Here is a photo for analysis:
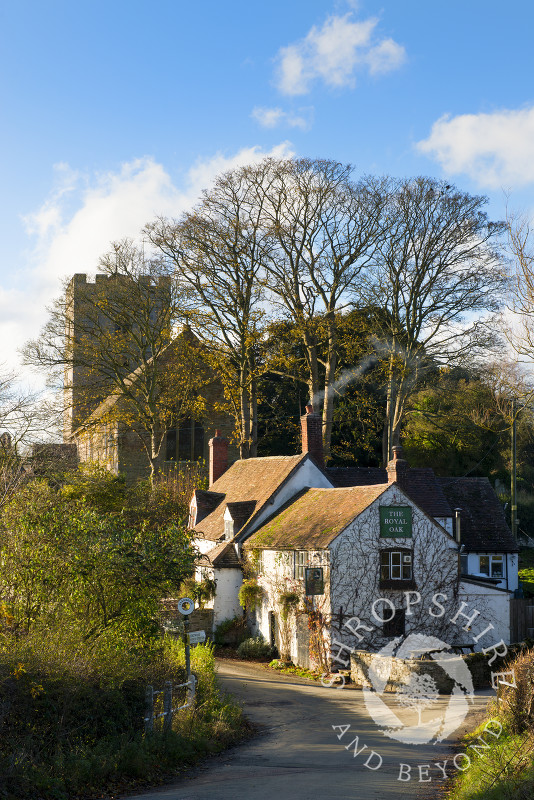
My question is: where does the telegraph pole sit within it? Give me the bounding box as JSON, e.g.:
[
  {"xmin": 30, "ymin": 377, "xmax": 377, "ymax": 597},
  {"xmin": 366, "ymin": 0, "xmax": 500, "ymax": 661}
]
[{"xmin": 511, "ymin": 398, "xmax": 517, "ymax": 541}]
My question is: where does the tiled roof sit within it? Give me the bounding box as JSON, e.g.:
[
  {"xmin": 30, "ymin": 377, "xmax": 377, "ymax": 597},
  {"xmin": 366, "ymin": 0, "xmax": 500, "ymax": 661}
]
[
  {"xmin": 244, "ymin": 484, "xmax": 389, "ymax": 550},
  {"xmin": 193, "ymin": 489, "xmax": 225, "ymax": 524},
  {"xmin": 194, "ymin": 454, "xmax": 308, "ymax": 542},
  {"xmin": 327, "ymin": 466, "xmax": 453, "ymax": 518},
  {"xmin": 226, "ymin": 501, "xmax": 257, "ymax": 529},
  {"xmin": 199, "ymin": 541, "xmax": 241, "ymax": 568},
  {"xmin": 438, "ymin": 477, "xmax": 518, "ymax": 553}
]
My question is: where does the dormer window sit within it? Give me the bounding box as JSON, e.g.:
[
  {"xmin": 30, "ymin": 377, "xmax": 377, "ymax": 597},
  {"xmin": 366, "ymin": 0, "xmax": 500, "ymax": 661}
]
[
  {"xmin": 188, "ymin": 498, "xmax": 197, "ymax": 529},
  {"xmin": 224, "ymin": 518, "xmax": 234, "ymax": 541}
]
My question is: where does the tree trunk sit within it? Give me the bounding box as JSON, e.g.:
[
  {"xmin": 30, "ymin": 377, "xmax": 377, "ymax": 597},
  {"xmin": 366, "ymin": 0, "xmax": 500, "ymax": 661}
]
[
  {"xmin": 302, "ymin": 330, "xmax": 320, "ymax": 407},
  {"xmin": 249, "ymin": 376, "xmax": 258, "ymax": 457},
  {"xmin": 149, "ymin": 428, "xmax": 159, "ymax": 488},
  {"xmin": 383, "ymin": 354, "xmax": 396, "ymax": 465},
  {"xmin": 322, "ymin": 318, "xmax": 337, "ymax": 461},
  {"xmin": 240, "ymin": 367, "xmax": 251, "ymax": 459}
]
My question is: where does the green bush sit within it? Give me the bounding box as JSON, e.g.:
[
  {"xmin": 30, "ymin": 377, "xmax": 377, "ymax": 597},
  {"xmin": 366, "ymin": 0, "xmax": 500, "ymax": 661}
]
[
  {"xmin": 237, "ymin": 636, "xmax": 274, "ymax": 660},
  {"xmin": 0, "ymin": 628, "xmax": 247, "ymax": 800},
  {"xmin": 214, "ymin": 616, "xmax": 249, "ymax": 646}
]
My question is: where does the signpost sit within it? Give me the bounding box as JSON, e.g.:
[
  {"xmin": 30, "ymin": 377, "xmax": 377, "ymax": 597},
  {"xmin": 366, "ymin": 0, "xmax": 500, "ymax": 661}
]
[
  {"xmin": 188, "ymin": 630, "xmax": 206, "ymax": 645},
  {"xmin": 178, "ymin": 597, "xmax": 195, "ymax": 699}
]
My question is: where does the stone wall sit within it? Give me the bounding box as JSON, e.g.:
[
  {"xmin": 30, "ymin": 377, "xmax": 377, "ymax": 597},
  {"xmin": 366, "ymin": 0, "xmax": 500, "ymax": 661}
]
[
  {"xmin": 159, "ymin": 600, "xmax": 214, "ymax": 637},
  {"xmin": 350, "ymin": 649, "xmax": 491, "ymax": 692}
]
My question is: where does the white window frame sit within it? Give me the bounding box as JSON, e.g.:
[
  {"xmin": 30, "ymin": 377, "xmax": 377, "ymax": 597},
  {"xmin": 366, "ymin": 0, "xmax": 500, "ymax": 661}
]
[
  {"xmin": 380, "ymin": 550, "xmax": 412, "ymax": 581},
  {"xmin": 294, "ymin": 550, "xmax": 309, "ymax": 580},
  {"xmin": 479, "ymin": 554, "xmax": 505, "ymax": 579}
]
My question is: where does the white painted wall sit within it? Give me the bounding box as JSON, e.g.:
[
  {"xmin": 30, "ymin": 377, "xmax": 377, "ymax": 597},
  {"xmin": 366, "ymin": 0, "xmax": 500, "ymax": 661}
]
[
  {"xmin": 212, "ymin": 567, "xmax": 243, "ymax": 630},
  {"xmin": 435, "ymin": 516, "xmax": 454, "ymax": 535},
  {"xmin": 193, "ymin": 537, "xmax": 217, "ymax": 555},
  {"xmin": 459, "ymin": 580, "xmax": 512, "ymax": 645},
  {"xmin": 328, "ymin": 484, "xmax": 463, "ymax": 655}
]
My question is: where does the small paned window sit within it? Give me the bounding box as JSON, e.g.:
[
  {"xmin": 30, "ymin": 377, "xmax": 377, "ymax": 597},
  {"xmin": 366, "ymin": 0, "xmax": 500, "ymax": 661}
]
[
  {"xmin": 479, "ymin": 555, "xmax": 504, "ymax": 578},
  {"xmin": 380, "ymin": 550, "xmax": 412, "ymax": 581},
  {"xmin": 224, "ymin": 518, "xmax": 234, "ymax": 541},
  {"xmin": 295, "ymin": 551, "xmax": 309, "ymax": 580},
  {"xmin": 257, "ymin": 551, "xmax": 264, "ymax": 574}
]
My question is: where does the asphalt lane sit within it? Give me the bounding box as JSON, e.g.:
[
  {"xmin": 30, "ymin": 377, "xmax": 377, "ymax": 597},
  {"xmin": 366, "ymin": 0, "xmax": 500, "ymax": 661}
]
[{"xmin": 123, "ymin": 659, "xmax": 492, "ymax": 800}]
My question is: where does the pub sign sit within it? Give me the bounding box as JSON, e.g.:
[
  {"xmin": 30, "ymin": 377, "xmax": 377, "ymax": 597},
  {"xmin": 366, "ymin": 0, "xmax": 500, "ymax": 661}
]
[
  {"xmin": 379, "ymin": 506, "xmax": 412, "ymax": 538},
  {"xmin": 305, "ymin": 567, "xmax": 324, "ymax": 595}
]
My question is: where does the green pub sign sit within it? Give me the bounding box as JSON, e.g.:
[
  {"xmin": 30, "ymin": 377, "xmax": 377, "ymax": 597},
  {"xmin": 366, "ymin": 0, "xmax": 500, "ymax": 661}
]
[{"xmin": 379, "ymin": 506, "xmax": 412, "ymax": 538}]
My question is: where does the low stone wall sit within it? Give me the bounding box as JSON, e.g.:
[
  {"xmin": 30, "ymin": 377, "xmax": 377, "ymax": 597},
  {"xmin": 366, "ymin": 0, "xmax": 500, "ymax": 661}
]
[
  {"xmin": 351, "ymin": 649, "xmax": 491, "ymax": 692},
  {"xmin": 159, "ymin": 600, "xmax": 214, "ymax": 636}
]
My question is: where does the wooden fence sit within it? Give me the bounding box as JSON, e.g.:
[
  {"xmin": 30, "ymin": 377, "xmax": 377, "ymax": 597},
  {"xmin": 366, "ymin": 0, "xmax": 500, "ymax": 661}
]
[
  {"xmin": 144, "ymin": 674, "xmax": 196, "ymax": 733},
  {"xmin": 510, "ymin": 598, "xmax": 534, "ymax": 643}
]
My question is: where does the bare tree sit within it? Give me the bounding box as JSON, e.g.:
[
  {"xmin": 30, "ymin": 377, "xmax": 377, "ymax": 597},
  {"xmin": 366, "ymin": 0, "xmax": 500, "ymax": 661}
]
[
  {"xmin": 0, "ymin": 371, "xmax": 56, "ymax": 509},
  {"xmin": 251, "ymin": 158, "xmax": 388, "ymax": 458},
  {"xmin": 145, "ymin": 163, "xmax": 274, "ymax": 458},
  {"xmin": 506, "ymin": 208, "xmax": 534, "ymax": 362},
  {"xmin": 23, "ymin": 240, "xmax": 210, "ymax": 483},
  {"xmin": 366, "ymin": 177, "xmax": 507, "ymax": 463}
]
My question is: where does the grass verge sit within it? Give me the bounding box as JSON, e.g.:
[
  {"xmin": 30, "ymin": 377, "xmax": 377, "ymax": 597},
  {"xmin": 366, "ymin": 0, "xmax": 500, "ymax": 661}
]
[
  {"xmin": 447, "ymin": 648, "xmax": 534, "ymax": 800},
  {"xmin": 0, "ymin": 628, "xmax": 250, "ymax": 800}
]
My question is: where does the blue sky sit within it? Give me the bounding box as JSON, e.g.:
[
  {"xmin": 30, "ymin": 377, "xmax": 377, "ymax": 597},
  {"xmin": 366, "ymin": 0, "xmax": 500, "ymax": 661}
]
[{"xmin": 1, "ymin": 0, "xmax": 533, "ymax": 380}]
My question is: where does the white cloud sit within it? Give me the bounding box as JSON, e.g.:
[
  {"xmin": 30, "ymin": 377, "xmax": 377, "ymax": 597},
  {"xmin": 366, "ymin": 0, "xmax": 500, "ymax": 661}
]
[
  {"xmin": 417, "ymin": 105, "xmax": 534, "ymax": 188},
  {"xmin": 275, "ymin": 13, "xmax": 405, "ymax": 95},
  {"xmin": 4, "ymin": 143, "xmax": 294, "ymax": 385},
  {"xmin": 251, "ymin": 106, "xmax": 312, "ymax": 130}
]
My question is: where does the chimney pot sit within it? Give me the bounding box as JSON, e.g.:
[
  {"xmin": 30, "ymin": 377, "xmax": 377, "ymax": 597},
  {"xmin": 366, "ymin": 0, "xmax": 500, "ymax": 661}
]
[
  {"xmin": 387, "ymin": 445, "xmax": 408, "ymax": 483},
  {"xmin": 305, "ymin": 404, "xmax": 314, "ymax": 415}
]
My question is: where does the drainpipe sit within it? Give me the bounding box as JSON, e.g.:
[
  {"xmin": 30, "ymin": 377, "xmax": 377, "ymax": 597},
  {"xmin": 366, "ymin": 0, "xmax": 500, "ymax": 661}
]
[{"xmin": 455, "ymin": 508, "xmax": 462, "ymax": 576}]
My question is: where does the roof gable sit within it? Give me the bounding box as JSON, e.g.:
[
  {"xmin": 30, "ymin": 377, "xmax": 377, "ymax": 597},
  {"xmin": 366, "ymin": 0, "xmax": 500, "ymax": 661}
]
[
  {"xmin": 327, "ymin": 466, "xmax": 452, "ymax": 518},
  {"xmin": 194, "ymin": 453, "xmax": 312, "ymax": 541},
  {"xmin": 199, "ymin": 541, "xmax": 241, "ymax": 568},
  {"xmin": 244, "ymin": 484, "xmax": 390, "ymax": 550}
]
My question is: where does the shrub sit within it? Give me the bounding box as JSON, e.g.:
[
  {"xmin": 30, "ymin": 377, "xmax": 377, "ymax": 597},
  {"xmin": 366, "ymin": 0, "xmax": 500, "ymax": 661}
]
[
  {"xmin": 0, "ymin": 627, "xmax": 246, "ymax": 799},
  {"xmin": 214, "ymin": 616, "xmax": 249, "ymax": 646},
  {"xmin": 238, "ymin": 579, "xmax": 263, "ymax": 611},
  {"xmin": 237, "ymin": 636, "xmax": 274, "ymax": 660}
]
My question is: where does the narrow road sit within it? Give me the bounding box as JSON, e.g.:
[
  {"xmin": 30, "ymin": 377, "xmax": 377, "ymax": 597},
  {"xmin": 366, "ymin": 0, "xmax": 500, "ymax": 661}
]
[{"xmin": 124, "ymin": 659, "xmax": 492, "ymax": 800}]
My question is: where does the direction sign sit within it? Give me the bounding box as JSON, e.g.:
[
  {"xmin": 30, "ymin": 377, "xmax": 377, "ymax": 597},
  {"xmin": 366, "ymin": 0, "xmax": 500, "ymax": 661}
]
[
  {"xmin": 177, "ymin": 597, "xmax": 194, "ymax": 615},
  {"xmin": 188, "ymin": 630, "xmax": 206, "ymax": 645}
]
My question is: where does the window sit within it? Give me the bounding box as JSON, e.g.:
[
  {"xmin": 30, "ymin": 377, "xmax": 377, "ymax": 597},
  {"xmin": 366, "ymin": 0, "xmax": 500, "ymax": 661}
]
[
  {"xmin": 383, "ymin": 608, "xmax": 406, "ymax": 638},
  {"xmin": 257, "ymin": 550, "xmax": 264, "ymax": 575},
  {"xmin": 379, "ymin": 549, "xmax": 414, "ymax": 589},
  {"xmin": 381, "ymin": 550, "xmax": 412, "ymax": 581},
  {"xmin": 295, "ymin": 551, "xmax": 309, "ymax": 580},
  {"xmin": 460, "ymin": 554, "xmax": 469, "ymax": 575},
  {"xmin": 479, "ymin": 555, "xmax": 504, "ymax": 579},
  {"xmin": 165, "ymin": 416, "xmax": 204, "ymax": 462}
]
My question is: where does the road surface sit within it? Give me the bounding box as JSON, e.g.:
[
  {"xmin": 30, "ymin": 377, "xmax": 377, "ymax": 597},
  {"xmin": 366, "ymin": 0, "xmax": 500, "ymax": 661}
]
[{"xmin": 124, "ymin": 658, "xmax": 491, "ymax": 800}]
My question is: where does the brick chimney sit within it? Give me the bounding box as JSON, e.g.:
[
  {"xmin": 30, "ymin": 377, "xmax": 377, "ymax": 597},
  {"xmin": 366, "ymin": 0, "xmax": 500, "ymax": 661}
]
[
  {"xmin": 209, "ymin": 430, "xmax": 229, "ymax": 486},
  {"xmin": 387, "ymin": 445, "xmax": 409, "ymax": 483},
  {"xmin": 301, "ymin": 404, "xmax": 324, "ymax": 468}
]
